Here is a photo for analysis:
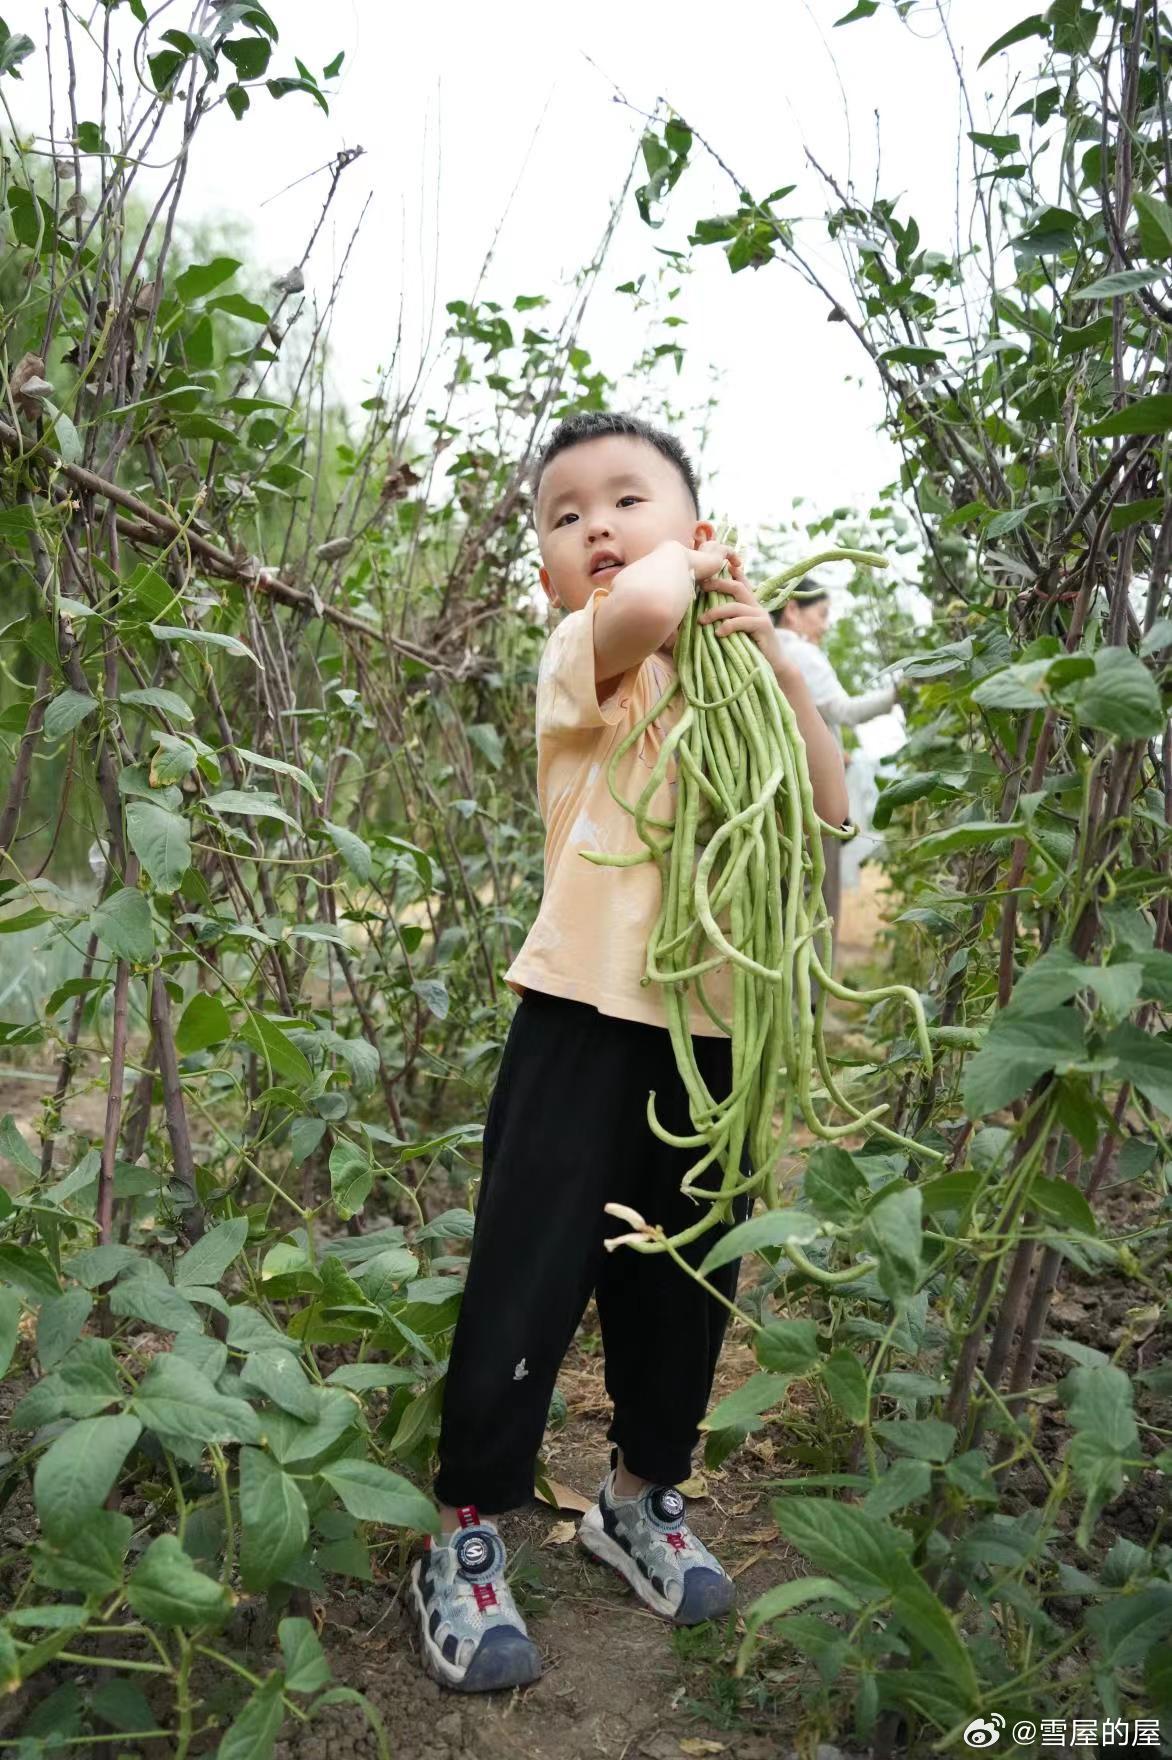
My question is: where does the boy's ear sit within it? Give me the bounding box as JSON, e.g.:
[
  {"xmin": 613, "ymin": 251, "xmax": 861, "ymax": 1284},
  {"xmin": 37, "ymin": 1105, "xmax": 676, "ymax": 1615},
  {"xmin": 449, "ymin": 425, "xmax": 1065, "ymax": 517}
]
[
  {"xmin": 692, "ymin": 520, "xmax": 715, "ymax": 548},
  {"xmin": 539, "ymin": 565, "xmax": 559, "ymax": 607}
]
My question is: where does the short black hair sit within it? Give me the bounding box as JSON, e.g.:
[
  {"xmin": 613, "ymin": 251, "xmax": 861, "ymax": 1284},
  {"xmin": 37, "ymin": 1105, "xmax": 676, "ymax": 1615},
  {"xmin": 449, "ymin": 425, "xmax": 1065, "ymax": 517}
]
[{"xmin": 532, "ymin": 411, "xmax": 701, "ymax": 520}]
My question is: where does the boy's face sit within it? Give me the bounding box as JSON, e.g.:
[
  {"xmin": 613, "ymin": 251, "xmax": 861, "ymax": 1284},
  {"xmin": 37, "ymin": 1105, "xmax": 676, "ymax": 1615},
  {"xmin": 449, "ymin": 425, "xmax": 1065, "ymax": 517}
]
[{"xmin": 534, "ymin": 434, "xmax": 712, "ymax": 615}]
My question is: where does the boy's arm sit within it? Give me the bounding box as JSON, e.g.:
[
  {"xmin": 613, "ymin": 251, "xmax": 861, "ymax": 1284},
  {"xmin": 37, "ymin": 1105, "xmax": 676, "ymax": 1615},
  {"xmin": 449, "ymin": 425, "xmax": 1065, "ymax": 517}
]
[{"xmin": 594, "ymin": 539, "xmax": 737, "ymax": 692}]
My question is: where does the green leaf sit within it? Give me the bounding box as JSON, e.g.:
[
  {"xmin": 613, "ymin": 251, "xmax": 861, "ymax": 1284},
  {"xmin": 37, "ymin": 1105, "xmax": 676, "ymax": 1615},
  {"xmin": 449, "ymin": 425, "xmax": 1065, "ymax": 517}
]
[
  {"xmin": 871, "ymin": 1418, "xmax": 956, "ymax": 1463},
  {"xmin": 0, "ymin": 23, "xmax": 36, "ymax": 76},
  {"xmin": 1027, "ymin": 1174, "xmax": 1096, "ymax": 1233},
  {"xmin": 823, "ymin": 1349, "xmax": 870, "ymax": 1423},
  {"xmin": 266, "ymin": 74, "xmax": 329, "ymax": 112},
  {"xmin": 126, "ymin": 799, "xmax": 191, "ymax": 894},
  {"xmin": 89, "ymin": 887, "xmax": 154, "ymax": 964},
  {"xmin": 236, "ymin": 1013, "xmax": 313, "ymax": 1086},
  {"xmin": 834, "ymin": 0, "xmax": 878, "ymax": 20},
  {"xmin": 128, "ymin": 1534, "xmax": 233, "ymax": 1630},
  {"xmin": 207, "ymin": 291, "xmax": 271, "ymax": 322},
  {"xmin": 326, "ymin": 1363, "xmax": 420, "ymax": 1392},
  {"xmin": 412, "ymin": 977, "xmax": 450, "ymax": 1022},
  {"xmin": 979, "ymin": 14, "xmax": 1047, "ymax": 65},
  {"xmin": 1135, "ymin": 192, "xmax": 1172, "ymax": 261},
  {"xmin": 329, "ymin": 1140, "xmax": 372, "ymax": 1219},
  {"xmin": 263, "ymin": 1387, "xmax": 360, "ymax": 1468},
  {"xmin": 0, "ymin": 1111, "xmax": 40, "ymax": 1177},
  {"xmin": 774, "ymin": 1499, "xmax": 977, "ymax": 1697},
  {"xmin": 51, "ymin": 409, "xmax": 83, "ymax": 465},
  {"xmin": 1087, "ymin": 393, "xmax": 1172, "ymax": 437},
  {"xmin": 119, "ymin": 686, "xmax": 195, "ymax": 722},
  {"xmin": 109, "ymin": 1274, "xmax": 203, "ymax": 1334},
  {"xmin": 1088, "ymin": 1586, "xmax": 1172, "ymax": 1669},
  {"xmin": 1065, "ymin": 647, "xmax": 1165, "ymax": 740},
  {"xmin": 318, "ymin": 1458, "xmax": 439, "ymax": 1533},
  {"xmin": 149, "ymin": 732, "xmax": 197, "ymax": 785},
  {"xmin": 176, "ymin": 257, "xmax": 241, "ymax": 301},
  {"xmin": 968, "ymin": 130, "xmax": 1021, "ymax": 159},
  {"xmin": 863, "ymin": 1459, "xmax": 933, "ymax": 1520},
  {"xmin": 737, "ymin": 1576, "xmax": 861, "ymax": 1671},
  {"xmin": 0, "ymin": 1286, "xmax": 21, "ymax": 1377},
  {"xmin": 204, "ymin": 788, "xmax": 299, "ymax": 830},
  {"xmin": 755, "ymin": 1320, "xmax": 820, "ymax": 1376},
  {"xmin": 239, "ymin": 1447, "xmax": 310, "ymax": 1589},
  {"xmin": 32, "ymin": 1508, "xmax": 132, "ymax": 1596},
  {"xmin": 221, "ymin": 34, "xmax": 271, "ymax": 78},
  {"xmin": 174, "ymin": 1217, "xmax": 249, "ymax": 1287},
  {"xmin": 773, "ymin": 1496, "xmax": 910, "ymax": 1595},
  {"xmin": 43, "ymin": 690, "xmax": 98, "ymax": 741},
  {"xmin": 279, "ymin": 1617, "xmax": 332, "ymax": 1693},
  {"xmin": 34, "ymin": 1414, "xmax": 142, "ymax": 1541},
  {"xmin": 962, "ymin": 1008, "xmax": 1086, "ymax": 1116},
  {"xmin": 321, "ymin": 819, "xmax": 372, "ymax": 881},
  {"xmin": 176, "ymin": 991, "xmax": 232, "ymax": 1053},
  {"xmin": 700, "ymin": 1372, "xmax": 791, "ymax": 1431},
  {"xmin": 698, "ymin": 1209, "xmax": 819, "ymax": 1275},
  {"xmin": 1075, "ymin": 268, "xmax": 1160, "ymax": 301},
  {"xmin": 467, "ymin": 723, "xmax": 505, "ymax": 769},
  {"xmin": 914, "ymin": 820, "xmax": 1018, "ymax": 860},
  {"xmin": 131, "ymin": 1352, "xmax": 261, "ymax": 1448},
  {"xmin": 66, "ymin": 1243, "xmax": 141, "ymax": 1289},
  {"xmin": 235, "ymin": 746, "xmax": 319, "ymax": 798},
  {"xmin": 862, "ymin": 1185, "xmax": 922, "ymax": 1305},
  {"xmin": 240, "ymin": 1349, "xmax": 318, "ymax": 1421},
  {"xmin": 0, "ymin": 1242, "xmax": 59, "ymax": 1300},
  {"xmin": 1103, "ymin": 1023, "xmax": 1172, "ymax": 1115},
  {"xmin": 803, "ymin": 1147, "xmax": 867, "ymax": 1223},
  {"xmin": 880, "ymin": 345, "xmax": 946, "ymax": 365},
  {"xmin": 1062, "ymin": 1365, "xmax": 1141, "ymax": 1544},
  {"xmin": 90, "ymin": 1678, "xmax": 155, "ymax": 1734},
  {"xmin": 149, "ymin": 623, "xmax": 262, "ymax": 665},
  {"xmin": 1003, "ymin": 944, "xmax": 1094, "ymax": 1017},
  {"xmin": 33, "ymin": 1289, "xmax": 89, "ymax": 1370}
]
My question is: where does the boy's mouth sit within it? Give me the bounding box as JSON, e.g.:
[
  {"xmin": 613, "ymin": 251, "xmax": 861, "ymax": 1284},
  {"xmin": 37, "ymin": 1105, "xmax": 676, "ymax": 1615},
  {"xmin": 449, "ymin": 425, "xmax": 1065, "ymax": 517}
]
[{"xmin": 589, "ymin": 551, "xmax": 624, "ymax": 580}]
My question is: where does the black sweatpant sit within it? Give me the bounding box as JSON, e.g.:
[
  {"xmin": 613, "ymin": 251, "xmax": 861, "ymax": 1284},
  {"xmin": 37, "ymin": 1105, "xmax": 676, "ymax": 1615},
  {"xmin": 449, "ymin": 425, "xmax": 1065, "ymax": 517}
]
[{"xmin": 434, "ymin": 989, "xmax": 750, "ymax": 1513}]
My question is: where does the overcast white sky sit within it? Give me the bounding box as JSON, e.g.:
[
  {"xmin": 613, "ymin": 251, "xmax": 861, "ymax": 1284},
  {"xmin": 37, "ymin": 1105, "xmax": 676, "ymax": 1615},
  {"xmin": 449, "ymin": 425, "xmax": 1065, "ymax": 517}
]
[{"xmin": 13, "ymin": 0, "xmax": 1038, "ymax": 750}]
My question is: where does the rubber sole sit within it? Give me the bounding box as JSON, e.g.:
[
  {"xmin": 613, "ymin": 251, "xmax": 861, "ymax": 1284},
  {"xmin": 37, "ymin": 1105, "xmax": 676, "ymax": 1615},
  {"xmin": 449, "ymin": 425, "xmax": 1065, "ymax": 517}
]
[
  {"xmin": 577, "ymin": 1525, "xmax": 678, "ymax": 1619},
  {"xmin": 409, "ymin": 1561, "xmax": 542, "ymax": 1693},
  {"xmin": 578, "ymin": 1521, "xmax": 737, "ymax": 1626}
]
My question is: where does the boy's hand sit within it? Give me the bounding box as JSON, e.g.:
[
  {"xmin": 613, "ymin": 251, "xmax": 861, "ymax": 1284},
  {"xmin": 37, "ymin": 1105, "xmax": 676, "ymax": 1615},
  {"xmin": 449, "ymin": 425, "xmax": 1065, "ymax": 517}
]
[
  {"xmin": 696, "ymin": 559, "xmax": 788, "ymax": 678},
  {"xmin": 685, "ymin": 539, "xmax": 743, "ymax": 584}
]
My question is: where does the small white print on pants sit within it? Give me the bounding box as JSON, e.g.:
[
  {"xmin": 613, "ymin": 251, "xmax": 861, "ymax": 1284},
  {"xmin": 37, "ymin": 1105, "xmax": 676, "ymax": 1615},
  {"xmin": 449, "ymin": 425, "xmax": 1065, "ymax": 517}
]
[{"xmin": 513, "ymin": 1358, "xmax": 528, "ymax": 1381}]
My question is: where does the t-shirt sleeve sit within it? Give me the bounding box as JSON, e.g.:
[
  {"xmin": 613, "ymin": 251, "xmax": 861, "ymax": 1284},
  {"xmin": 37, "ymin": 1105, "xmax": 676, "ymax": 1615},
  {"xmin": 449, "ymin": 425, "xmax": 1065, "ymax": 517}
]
[{"xmin": 537, "ymin": 587, "xmax": 642, "ymax": 735}]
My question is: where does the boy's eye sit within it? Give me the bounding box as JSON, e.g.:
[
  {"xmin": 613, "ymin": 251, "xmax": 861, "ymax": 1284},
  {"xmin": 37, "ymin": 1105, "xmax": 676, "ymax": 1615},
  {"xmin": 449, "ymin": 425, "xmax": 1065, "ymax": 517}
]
[{"xmin": 554, "ymin": 495, "xmax": 640, "ymax": 528}]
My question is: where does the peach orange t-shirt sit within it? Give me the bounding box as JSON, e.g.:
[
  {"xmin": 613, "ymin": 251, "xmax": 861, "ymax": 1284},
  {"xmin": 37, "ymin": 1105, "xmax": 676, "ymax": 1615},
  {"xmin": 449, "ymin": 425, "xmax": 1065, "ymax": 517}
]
[{"xmin": 504, "ymin": 586, "xmax": 733, "ymax": 1038}]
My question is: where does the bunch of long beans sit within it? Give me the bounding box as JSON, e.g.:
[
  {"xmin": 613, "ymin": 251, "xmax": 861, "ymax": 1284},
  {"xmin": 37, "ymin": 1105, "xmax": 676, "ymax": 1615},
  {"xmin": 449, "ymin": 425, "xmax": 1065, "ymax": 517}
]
[{"xmin": 585, "ymin": 544, "xmax": 939, "ymax": 1256}]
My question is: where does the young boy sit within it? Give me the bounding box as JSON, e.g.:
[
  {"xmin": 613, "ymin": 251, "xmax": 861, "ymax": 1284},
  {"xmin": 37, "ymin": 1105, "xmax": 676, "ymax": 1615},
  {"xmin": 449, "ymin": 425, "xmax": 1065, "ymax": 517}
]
[{"xmin": 411, "ymin": 412, "xmax": 849, "ymax": 1693}]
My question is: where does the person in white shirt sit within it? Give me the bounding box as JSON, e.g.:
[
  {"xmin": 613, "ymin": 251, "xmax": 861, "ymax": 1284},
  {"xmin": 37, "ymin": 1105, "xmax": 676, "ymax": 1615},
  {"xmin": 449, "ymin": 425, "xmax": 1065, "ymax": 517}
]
[{"xmin": 772, "ymin": 581, "xmax": 903, "ymax": 975}]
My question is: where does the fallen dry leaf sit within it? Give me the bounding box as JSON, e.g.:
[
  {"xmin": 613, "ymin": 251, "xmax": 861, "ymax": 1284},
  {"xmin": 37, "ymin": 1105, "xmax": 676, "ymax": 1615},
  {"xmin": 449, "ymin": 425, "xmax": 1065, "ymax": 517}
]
[
  {"xmin": 534, "ymin": 1476, "xmax": 594, "ymax": 1515},
  {"xmin": 675, "ymin": 1474, "xmax": 708, "ymax": 1500},
  {"xmin": 542, "ymin": 1520, "xmax": 578, "ymax": 1547},
  {"xmin": 679, "ymin": 1741, "xmax": 726, "ymax": 1756}
]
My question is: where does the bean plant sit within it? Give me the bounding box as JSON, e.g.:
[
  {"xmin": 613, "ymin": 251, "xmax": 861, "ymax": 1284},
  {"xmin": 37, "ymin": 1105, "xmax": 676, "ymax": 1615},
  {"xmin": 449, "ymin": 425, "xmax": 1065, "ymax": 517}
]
[{"xmin": 0, "ymin": 1, "xmax": 1169, "ymax": 1755}]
